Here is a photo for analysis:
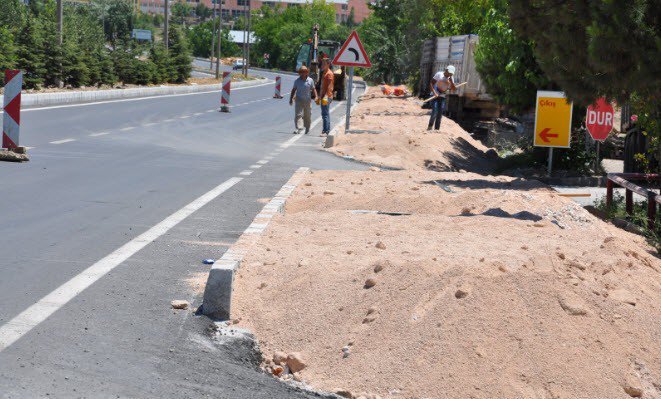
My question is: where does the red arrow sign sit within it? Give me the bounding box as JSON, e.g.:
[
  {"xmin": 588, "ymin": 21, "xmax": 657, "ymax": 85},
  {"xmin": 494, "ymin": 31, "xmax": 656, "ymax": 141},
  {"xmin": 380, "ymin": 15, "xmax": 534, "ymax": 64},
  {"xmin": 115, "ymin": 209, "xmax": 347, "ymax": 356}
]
[{"xmin": 539, "ymin": 128, "xmax": 558, "ymax": 143}]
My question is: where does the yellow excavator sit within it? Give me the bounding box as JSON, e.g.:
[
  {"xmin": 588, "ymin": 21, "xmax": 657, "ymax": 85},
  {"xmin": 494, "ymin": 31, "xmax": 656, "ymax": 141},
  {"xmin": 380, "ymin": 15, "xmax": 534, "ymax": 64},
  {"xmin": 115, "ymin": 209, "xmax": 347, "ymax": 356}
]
[{"xmin": 294, "ymin": 24, "xmax": 347, "ymax": 101}]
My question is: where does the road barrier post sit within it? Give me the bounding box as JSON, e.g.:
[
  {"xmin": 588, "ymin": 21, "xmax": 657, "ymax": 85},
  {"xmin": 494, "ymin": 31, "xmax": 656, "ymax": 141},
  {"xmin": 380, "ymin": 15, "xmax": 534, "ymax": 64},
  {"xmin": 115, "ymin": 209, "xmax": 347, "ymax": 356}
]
[
  {"xmin": 273, "ymin": 76, "xmax": 283, "ymax": 99},
  {"xmin": 220, "ymin": 72, "xmax": 231, "ymax": 113},
  {"xmin": 2, "ymin": 70, "xmax": 22, "ymax": 150}
]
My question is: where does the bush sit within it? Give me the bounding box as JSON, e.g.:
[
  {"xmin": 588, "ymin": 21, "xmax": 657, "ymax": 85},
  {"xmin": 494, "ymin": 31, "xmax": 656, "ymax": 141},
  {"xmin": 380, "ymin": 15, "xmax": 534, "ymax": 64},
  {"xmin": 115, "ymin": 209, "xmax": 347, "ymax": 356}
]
[{"xmin": 168, "ymin": 26, "xmax": 192, "ymax": 83}]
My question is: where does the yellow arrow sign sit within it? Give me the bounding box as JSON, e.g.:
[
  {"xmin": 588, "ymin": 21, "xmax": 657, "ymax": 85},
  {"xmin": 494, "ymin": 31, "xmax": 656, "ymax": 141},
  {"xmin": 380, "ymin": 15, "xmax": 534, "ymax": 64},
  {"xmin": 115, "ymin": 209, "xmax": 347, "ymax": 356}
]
[{"xmin": 533, "ymin": 91, "xmax": 573, "ymax": 148}]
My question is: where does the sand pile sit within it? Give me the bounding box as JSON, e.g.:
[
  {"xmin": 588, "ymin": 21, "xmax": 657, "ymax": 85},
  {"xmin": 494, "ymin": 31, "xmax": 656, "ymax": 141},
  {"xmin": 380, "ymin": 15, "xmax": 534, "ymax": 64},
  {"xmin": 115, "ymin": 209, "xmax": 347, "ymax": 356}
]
[
  {"xmin": 329, "ymin": 87, "xmax": 497, "ymax": 173},
  {"xmin": 232, "ymin": 169, "xmax": 660, "ymax": 399}
]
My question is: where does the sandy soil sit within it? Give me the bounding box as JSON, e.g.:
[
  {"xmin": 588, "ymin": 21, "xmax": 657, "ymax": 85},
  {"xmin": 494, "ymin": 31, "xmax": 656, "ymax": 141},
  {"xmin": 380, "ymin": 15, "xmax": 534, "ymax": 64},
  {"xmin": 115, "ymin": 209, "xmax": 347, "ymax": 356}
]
[
  {"xmin": 232, "ymin": 169, "xmax": 660, "ymax": 399},
  {"xmin": 329, "ymin": 87, "xmax": 497, "ymax": 174}
]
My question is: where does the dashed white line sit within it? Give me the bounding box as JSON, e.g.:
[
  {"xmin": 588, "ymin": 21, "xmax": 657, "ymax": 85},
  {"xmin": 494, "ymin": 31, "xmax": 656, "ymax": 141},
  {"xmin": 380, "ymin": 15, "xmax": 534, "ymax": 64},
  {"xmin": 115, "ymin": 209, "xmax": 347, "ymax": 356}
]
[
  {"xmin": 89, "ymin": 132, "xmax": 110, "ymax": 137},
  {"xmin": 257, "ymin": 160, "xmax": 269, "ymax": 165},
  {"xmin": 239, "ymin": 170, "xmax": 253, "ymax": 176},
  {"xmin": 0, "ymin": 177, "xmax": 243, "ymax": 353},
  {"xmin": 142, "ymin": 122, "xmax": 157, "ymax": 127},
  {"xmin": 206, "ymin": 110, "xmax": 215, "ymax": 113},
  {"xmin": 193, "ymin": 112, "xmax": 203, "ymax": 116},
  {"xmin": 249, "ymin": 164, "xmax": 262, "ymax": 169},
  {"xmin": 120, "ymin": 127, "xmax": 135, "ymax": 132},
  {"xmin": 179, "ymin": 115, "xmax": 190, "ymax": 119},
  {"xmin": 50, "ymin": 138, "xmax": 76, "ymax": 144},
  {"xmin": 264, "ymin": 156, "xmax": 274, "ymax": 160},
  {"xmin": 163, "ymin": 119, "xmax": 175, "ymax": 122}
]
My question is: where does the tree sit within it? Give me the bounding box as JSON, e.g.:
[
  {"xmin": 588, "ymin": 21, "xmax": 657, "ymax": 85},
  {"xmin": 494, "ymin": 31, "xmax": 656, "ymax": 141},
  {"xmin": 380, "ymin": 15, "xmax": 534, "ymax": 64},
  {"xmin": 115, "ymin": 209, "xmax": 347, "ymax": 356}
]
[
  {"xmin": 344, "ymin": 7, "xmax": 355, "ymax": 29},
  {"xmin": 187, "ymin": 18, "xmax": 240, "ymax": 58},
  {"xmin": 474, "ymin": 2, "xmax": 549, "ymax": 113},
  {"xmin": 15, "ymin": 14, "xmax": 46, "ymax": 89},
  {"xmin": 171, "ymin": 1, "xmax": 192, "ymax": 26},
  {"xmin": 0, "ymin": 27, "xmax": 17, "ymax": 79},
  {"xmin": 508, "ymin": 0, "xmax": 659, "ymax": 107},
  {"xmin": 195, "ymin": 3, "xmax": 211, "ymax": 22},
  {"xmin": 167, "ymin": 25, "xmax": 192, "ymax": 83},
  {"xmin": 149, "ymin": 43, "xmax": 171, "ymax": 83},
  {"xmin": 104, "ymin": 0, "xmax": 133, "ymax": 46}
]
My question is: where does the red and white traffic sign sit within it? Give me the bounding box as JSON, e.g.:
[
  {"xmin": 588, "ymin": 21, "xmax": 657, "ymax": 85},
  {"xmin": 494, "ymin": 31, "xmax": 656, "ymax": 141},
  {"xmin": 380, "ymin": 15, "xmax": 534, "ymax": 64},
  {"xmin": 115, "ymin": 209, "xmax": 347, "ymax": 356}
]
[
  {"xmin": 586, "ymin": 97, "xmax": 614, "ymax": 141},
  {"xmin": 332, "ymin": 31, "xmax": 371, "ymax": 68},
  {"xmin": 2, "ymin": 70, "xmax": 22, "ymax": 149}
]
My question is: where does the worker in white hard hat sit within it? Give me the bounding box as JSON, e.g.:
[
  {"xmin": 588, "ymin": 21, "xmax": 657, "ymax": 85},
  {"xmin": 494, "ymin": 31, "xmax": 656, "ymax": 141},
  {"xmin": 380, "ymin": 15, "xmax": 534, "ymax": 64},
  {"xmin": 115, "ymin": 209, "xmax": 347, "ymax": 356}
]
[{"xmin": 427, "ymin": 65, "xmax": 457, "ymax": 130}]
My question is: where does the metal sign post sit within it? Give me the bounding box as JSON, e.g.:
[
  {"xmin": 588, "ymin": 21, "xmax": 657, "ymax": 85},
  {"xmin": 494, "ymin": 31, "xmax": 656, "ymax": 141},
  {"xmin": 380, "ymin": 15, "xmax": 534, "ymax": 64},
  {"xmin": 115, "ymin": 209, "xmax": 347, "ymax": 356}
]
[
  {"xmin": 547, "ymin": 148, "xmax": 553, "ymax": 176},
  {"xmin": 345, "ymin": 67, "xmax": 354, "ymax": 131}
]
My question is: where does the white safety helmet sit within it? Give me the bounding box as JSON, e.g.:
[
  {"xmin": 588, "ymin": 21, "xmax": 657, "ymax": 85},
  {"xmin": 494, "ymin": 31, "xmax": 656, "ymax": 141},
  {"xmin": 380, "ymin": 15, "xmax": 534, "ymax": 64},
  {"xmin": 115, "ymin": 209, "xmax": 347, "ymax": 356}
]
[{"xmin": 445, "ymin": 65, "xmax": 456, "ymax": 75}]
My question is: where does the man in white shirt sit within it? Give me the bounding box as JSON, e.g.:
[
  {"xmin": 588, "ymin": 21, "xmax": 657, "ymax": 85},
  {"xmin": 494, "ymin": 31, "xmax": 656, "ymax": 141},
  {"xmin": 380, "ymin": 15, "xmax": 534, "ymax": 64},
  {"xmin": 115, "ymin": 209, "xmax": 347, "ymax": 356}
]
[
  {"xmin": 427, "ymin": 65, "xmax": 457, "ymax": 130},
  {"xmin": 290, "ymin": 66, "xmax": 318, "ymax": 134}
]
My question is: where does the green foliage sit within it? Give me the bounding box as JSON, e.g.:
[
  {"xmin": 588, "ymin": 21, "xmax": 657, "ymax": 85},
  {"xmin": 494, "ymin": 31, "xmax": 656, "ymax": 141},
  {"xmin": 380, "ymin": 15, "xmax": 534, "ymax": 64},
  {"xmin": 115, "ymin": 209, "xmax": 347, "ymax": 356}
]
[
  {"xmin": 0, "ymin": 27, "xmax": 17, "ymax": 78},
  {"xmin": 171, "ymin": 2, "xmax": 192, "ymax": 26},
  {"xmin": 595, "ymin": 192, "xmax": 660, "ymax": 253},
  {"xmin": 103, "ymin": 0, "xmax": 133, "ymax": 46},
  {"xmin": 474, "ymin": 3, "xmax": 549, "ymax": 113},
  {"xmin": 508, "ymin": 0, "xmax": 659, "ymax": 107},
  {"xmin": 252, "ymin": 1, "xmax": 350, "ymax": 71},
  {"xmin": 0, "ymin": 0, "xmax": 23, "ymax": 28},
  {"xmin": 167, "ymin": 25, "xmax": 192, "ymax": 83},
  {"xmin": 15, "ymin": 14, "xmax": 46, "ymax": 89},
  {"xmin": 149, "ymin": 43, "xmax": 171, "ymax": 83},
  {"xmin": 187, "ymin": 18, "xmax": 240, "ymax": 58},
  {"xmin": 195, "ymin": 3, "xmax": 212, "ymax": 22}
]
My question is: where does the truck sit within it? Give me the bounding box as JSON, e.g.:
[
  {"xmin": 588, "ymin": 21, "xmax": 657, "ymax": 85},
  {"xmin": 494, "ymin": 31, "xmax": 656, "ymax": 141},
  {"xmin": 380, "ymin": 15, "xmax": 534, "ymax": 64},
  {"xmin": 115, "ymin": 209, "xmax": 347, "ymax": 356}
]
[
  {"xmin": 419, "ymin": 34, "xmax": 499, "ymax": 119},
  {"xmin": 294, "ymin": 25, "xmax": 347, "ymax": 101}
]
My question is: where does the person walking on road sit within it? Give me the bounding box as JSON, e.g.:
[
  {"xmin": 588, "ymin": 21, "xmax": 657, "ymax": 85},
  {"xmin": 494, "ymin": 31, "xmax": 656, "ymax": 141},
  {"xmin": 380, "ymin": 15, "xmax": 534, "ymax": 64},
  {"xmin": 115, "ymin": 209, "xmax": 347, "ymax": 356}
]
[
  {"xmin": 290, "ymin": 66, "xmax": 318, "ymax": 135},
  {"xmin": 428, "ymin": 65, "xmax": 457, "ymax": 130},
  {"xmin": 319, "ymin": 58, "xmax": 335, "ymax": 135}
]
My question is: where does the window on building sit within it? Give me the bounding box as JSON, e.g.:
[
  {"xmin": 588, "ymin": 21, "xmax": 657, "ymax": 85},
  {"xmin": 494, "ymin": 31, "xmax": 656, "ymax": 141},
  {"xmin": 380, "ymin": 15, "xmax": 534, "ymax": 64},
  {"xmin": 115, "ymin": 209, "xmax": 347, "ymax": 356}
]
[{"xmin": 237, "ymin": 0, "xmax": 250, "ymax": 6}]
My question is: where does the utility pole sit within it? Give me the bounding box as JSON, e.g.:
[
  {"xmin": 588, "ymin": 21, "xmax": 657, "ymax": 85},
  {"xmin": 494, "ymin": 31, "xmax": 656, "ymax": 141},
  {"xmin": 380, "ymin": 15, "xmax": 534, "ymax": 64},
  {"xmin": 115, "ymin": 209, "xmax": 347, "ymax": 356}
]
[
  {"xmin": 245, "ymin": 0, "xmax": 251, "ymax": 77},
  {"xmin": 164, "ymin": 0, "xmax": 169, "ymax": 49},
  {"xmin": 216, "ymin": 0, "xmax": 222, "ymax": 79},
  {"xmin": 210, "ymin": 1, "xmax": 216, "ymax": 71},
  {"xmin": 242, "ymin": 1, "xmax": 247, "ymax": 77},
  {"xmin": 56, "ymin": 0, "xmax": 63, "ymax": 45}
]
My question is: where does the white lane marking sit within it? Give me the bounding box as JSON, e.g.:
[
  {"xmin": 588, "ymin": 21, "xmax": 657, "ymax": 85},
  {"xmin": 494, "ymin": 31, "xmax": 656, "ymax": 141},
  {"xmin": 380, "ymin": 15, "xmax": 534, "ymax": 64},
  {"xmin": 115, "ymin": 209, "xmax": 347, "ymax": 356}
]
[
  {"xmin": 239, "ymin": 170, "xmax": 253, "ymax": 176},
  {"xmin": 163, "ymin": 119, "xmax": 175, "ymax": 123},
  {"xmin": 89, "ymin": 132, "xmax": 109, "ymax": 137},
  {"xmin": 50, "ymin": 138, "xmax": 76, "ymax": 144},
  {"xmin": 264, "ymin": 156, "xmax": 274, "ymax": 160},
  {"xmin": 257, "ymin": 160, "xmax": 268, "ymax": 165},
  {"xmin": 142, "ymin": 122, "xmax": 157, "ymax": 127},
  {"xmin": 249, "ymin": 164, "xmax": 262, "ymax": 169},
  {"xmin": 206, "ymin": 110, "xmax": 215, "ymax": 113},
  {"xmin": 179, "ymin": 115, "xmax": 190, "ymax": 119},
  {"xmin": 119, "ymin": 127, "xmax": 135, "ymax": 132},
  {"xmin": 12, "ymin": 82, "xmax": 274, "ymax": 113},
  {"xmin": 193, "ymin": 112, "xmax": 203, "ymax": 116},
  {"xmin": 0, "ymin": 177, "xmax": 243, "ymax": 353},
  {"xmin": 25, "ymin": 146, "xmax": 35, "ymax": 150}
]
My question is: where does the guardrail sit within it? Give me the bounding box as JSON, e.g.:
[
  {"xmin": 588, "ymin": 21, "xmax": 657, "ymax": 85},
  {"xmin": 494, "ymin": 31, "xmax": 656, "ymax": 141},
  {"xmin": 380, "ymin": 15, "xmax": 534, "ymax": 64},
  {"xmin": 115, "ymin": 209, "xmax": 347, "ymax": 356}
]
[{"xmin": 606, "ymin": 173, "xmax": 660, "ymax": 230}]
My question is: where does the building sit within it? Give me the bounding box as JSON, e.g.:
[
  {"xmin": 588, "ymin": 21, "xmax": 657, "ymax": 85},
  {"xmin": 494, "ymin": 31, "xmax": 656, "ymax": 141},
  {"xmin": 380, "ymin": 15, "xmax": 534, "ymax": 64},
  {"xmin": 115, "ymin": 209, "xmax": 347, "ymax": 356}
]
[{"xmin": 140, "ymin": 0, "xmax": 372, "ymax": 24}]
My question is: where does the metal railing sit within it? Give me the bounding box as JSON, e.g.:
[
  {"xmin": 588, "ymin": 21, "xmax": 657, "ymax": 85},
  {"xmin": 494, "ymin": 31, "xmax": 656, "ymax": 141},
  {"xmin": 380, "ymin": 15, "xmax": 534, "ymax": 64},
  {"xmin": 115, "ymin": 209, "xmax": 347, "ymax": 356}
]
[{"xmin": 606, "ymin": 173, "xmax": 660, "ymax": 230}]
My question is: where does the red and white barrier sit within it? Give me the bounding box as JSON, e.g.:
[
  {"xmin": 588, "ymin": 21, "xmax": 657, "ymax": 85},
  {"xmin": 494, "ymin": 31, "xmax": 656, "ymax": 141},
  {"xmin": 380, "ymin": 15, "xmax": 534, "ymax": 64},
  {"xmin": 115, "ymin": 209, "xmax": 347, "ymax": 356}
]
[
  {"xmin": 2, "ymin": 70, "xmax": 22, "ymax": 149},
  {"xmin": 274, "ymin": 76, "xmax": 283, "ymax": 99},
  {"xmin": 220, "ymin": 72, "xmax": 231, "ymax": 113}
]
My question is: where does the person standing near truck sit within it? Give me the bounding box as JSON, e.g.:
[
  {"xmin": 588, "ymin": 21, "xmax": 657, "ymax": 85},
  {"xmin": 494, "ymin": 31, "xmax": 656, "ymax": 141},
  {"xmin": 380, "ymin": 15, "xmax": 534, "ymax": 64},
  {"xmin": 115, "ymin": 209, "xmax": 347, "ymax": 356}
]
[
  {"xmin": 319, "ymin": 58, "xmax": 335, "ymax": 135},
  {"xmin": 428, "ymin": 65, "xmax": 457, "ymax": 130},
  {"xmin": 290, "ymin": 65, "xmax": 318, "ymax": 135}
]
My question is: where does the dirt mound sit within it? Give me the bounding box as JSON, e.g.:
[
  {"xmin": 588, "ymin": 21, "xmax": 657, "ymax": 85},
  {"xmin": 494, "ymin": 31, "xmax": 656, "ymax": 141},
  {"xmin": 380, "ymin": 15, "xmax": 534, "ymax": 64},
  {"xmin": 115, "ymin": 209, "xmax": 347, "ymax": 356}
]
[
  {"xmin": 232, "ymin": 169, "xmax": 660, "ymax": 399},
  {"xmin": 329, "ymin": 87, "xmax": 497, "ymax": 174}
]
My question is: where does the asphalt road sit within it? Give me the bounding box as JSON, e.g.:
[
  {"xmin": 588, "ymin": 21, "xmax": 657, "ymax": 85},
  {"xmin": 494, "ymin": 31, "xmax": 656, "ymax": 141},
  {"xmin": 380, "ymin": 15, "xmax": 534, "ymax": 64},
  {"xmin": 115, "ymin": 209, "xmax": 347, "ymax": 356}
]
[{"xmin": 0, "ymin": 69, "xmax": 365, "ymax": 398}]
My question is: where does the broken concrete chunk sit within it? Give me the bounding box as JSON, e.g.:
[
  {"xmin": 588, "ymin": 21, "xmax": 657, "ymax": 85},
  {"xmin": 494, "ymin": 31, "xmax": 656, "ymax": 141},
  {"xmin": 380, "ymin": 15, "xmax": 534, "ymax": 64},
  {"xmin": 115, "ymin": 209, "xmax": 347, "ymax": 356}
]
[
  {"xmin": 364, "ymin": 278, "xmax": 377, "ymax": 289},
  {"xmin": 286, "ymin": 352, "xmax": 306, "ymax": 373},
  {"xmin": 375, "ymin": 241, "xmax": 386, "ymax": 250},
  {"xmin": 455, "ymin": 287, "xmax": 470, "ymax": 299},
  {"xmin": 273, "ymin": 351, "xmax": 287, "ymax": 366},
  {"xmin": 558, "ymin": 293, "xmax": 589, "ymax": 316},
  {"xmin": 171, "ymin": 300, "xmax": 189, "ymax": 310}
]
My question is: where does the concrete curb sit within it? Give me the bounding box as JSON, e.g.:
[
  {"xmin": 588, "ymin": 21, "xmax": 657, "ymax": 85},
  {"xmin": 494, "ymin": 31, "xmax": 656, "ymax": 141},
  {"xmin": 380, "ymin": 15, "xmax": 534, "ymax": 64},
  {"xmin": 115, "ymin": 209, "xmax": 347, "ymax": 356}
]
[
  {"xmin": 538, "ymin": 175, "xmax": 607, "ymax": 187},
  {"xmin": 201, "ymin": 167, "xmax": 309, "ymax": 320},
  {"xmin": 1, "ymin": 78, "xmax": 269, "ymax": 109}
]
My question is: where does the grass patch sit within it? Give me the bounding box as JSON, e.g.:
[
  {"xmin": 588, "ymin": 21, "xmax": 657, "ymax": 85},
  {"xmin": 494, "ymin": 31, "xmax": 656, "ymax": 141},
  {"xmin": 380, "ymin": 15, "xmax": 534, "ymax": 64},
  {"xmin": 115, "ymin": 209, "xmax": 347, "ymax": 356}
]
[{"xmin": 594, "ymin": 192, "xmax": 660, "ymax": 253}]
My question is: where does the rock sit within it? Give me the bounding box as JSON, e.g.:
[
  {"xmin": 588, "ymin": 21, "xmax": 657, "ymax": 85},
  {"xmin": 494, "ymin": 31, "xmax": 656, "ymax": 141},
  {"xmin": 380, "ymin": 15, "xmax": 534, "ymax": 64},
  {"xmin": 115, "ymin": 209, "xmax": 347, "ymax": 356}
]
[
  {"xmin": 342, "ymin": 346, "xmax": 351, "ymax": 358},
  {"xmin": 298, "ymin": 259, "xmax": 310, "ymax": 268},
  {"xmin": 286, "ymin": 352, "xmax": 306, "ymax": 373},
  {"xmin": 461, "ymin": 207, "xmax": 473, "ymax": 215},
  {"xmin": 557, "ymin": 252, "xmax": 566, "ymax": 260},
  {"xmin": 335, "ymin": 389, "xmax": 353, "ymax": 398},
  {"xmin": 272, "ymin": 365, "xmax": 285, "ymax": 377},
  {"xmin": 363, "ymin": 315, "xmax": 377, "ymax": 324},
  {"xmin": 304, "ymin": 182, "xmax": 312, "ymax": 186},
  {"xmin": 375, "ymin": 241, "xmax": 386, "ymax": 250},
  {"xmin": 558, "ymin": 293, "xmax": 589, "ymax": 316},
  {"xmin": 454, "ymin": 288, "xmax": 470, "ymax": 299},
  {"xmin": 367, "ymin": 307, "xmax": 378, "ymax": 315},
  {"xmin": 568, "ymin": 260, "xmax": 586, "ymax": 271},
  {"xmin": 611, "ymin": 288, "xmax": 637, "ymax": 306},
  {"xmin": 324, "ymin": 190, "xmax": 335, "ymax": 195},
  {"xmin": 368, "ymin": 166, "xmax": 380, "ymax": 172},
  {"xmin": 373, "ymin": 262, "xmax": 385, "ymax": 273},
  {"xmin": 171, "ymin": 300, "xmax": 189, "ymax": 310},
  {"xmin": 293, "ymin": 372, "xmax": 303, "ymax": 382},
  {"xmin": 623, "ymin": 375, "xmax": 643, "ymax": 397},
  {"xmin": 364, "ymin": 278, "xmax": 377, "ymax": 289},
  {"xmin": 259, "ymin": 282, "xmax": 268, "ymax": 289},
  {"xmin": 273, "ymin": 351, "xmax": 288, "ymax": 365}
]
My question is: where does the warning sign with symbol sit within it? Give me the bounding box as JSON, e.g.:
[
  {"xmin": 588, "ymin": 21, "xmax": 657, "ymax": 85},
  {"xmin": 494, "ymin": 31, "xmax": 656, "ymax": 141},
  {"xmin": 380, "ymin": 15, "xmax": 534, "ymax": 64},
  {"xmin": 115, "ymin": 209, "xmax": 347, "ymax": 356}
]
[
  {"xmin": 332, "ymin": 31, "xmax": 372, "ymax": 68},
  {"xmin": 533, "ymin": 91, "xmax": 573, "ymax": 148}
]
